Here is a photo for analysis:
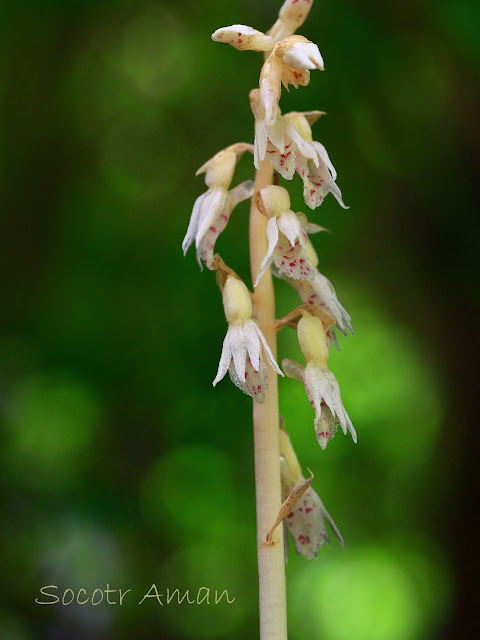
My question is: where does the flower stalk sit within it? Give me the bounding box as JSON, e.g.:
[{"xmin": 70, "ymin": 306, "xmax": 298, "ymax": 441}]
[{"xmin": 250, "ymin": 158, "xmax": 288, "ymax": 640}]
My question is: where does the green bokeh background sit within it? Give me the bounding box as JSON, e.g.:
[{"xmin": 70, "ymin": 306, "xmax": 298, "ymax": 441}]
[{"xmin": 1, "ymin": 0, "xmax": 478, "ymax": 638}]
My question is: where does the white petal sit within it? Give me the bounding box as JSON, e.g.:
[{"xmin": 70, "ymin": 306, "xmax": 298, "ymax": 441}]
[
  {"xmin": 283, "ymin": 42, "xmax": 324, "ymax": 71},
  {"xmin": 182, "ymin": 191, "xmax": 207, "ymax": 255},
  {"xmin": 313, "ymin": 141, "xmax": 337, "ymax": 180},
  {"xmin": 243, "ymin": 320, "xmax": 261, "ymax": 371},
  {"xmin": 253, "ymin": 322, "xmax": 284, "ymax": 376},
  {"xmin": 286, "ymin": 123, "xmax": 319, "ymax": 166},
  {"xmin": 254, "ymin": 119, "xmax": 268, "ymax": 166},
  {"xmin": 304, "ymin": 363, "xmax": 325, "ymax": 418},
  {"xmin": 329, "ymin": 180, "xmax": 349, "ymax": 209},
  {"xmin": 277, "ymin": 211, "xmax": 302, "ymax": 247},
  {"xmin": 195, "ymin": 188, "xmax": 228, "ymax": 244},
  {"xmin": 212, "ymin": 329, "xmax": 233, "ymax": 386},
  {"xmin": 196, "ymin": 183, "xmax": 252, "ymax": 270},
  {"xmin": 267, "ymin": 117, "xmax": 288, "ymax": 154},
  {"xmin": 212, "ymin": 25, "xmax": 274, "ymax": 52},
  {"xmin": 230, "ymin": 325, "xmax": 247, "ymax": 382},
  {"xmin": 254, "ymin": 217, "xmax": 279, "ymax": 287}
]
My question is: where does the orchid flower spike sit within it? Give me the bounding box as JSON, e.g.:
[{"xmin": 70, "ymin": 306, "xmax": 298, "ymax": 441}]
[
  {"xmin": 289, "ymin": 238, "xmax": 353, "ymax": 346},
  {"xmin": 182, "ymin": 143, "xmax": 254, "ymax": 269},
  {"xmin": 213, "ymin": 273, "xmax": 283, "ymax": 402},
  {"xmin": 283, "ymin": 310, "xmax": 357, "ymax": 449},
  {"xmin": 280, "ymin": 427, "xmax": 343, "ymax": 559},
  {"xmin": 255, "ymin": 185, "xmax": 316, "ymax": 286},
  {"xmin": 284, "ymin": 112, "xmax": 348, "ymax": 209}
]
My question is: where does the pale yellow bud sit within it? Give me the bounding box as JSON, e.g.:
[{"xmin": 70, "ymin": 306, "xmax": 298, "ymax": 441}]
[
  {"xmin": 285, "ymin": 112, "xmax": 313, "ymax": 142},
  {"xmin": 298, "ymin": 313, "xmax": 329, "ymax": 366},
  {"xmin": 222, "ymin": 276, "xmax": 252, "ymax": 325},
  {"xmin": 204, "ymin": 151, "xmax": 236, "ymax": 189},
  {"xmin": 260, "ymin": 185, "xmax": 291, "ymax": 218}
]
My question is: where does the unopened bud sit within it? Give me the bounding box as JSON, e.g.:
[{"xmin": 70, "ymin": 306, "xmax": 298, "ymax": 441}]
[
  {"xmin": 223, "ymin": 276, "xmax": 252, "ymax": 324},
  {"xmin": 298, "ymin": 313, "xmax": 329, "ymax": 366},
  {"xmin": 260, "ymin": 185, "xmax": 291, "ymax": 218}
]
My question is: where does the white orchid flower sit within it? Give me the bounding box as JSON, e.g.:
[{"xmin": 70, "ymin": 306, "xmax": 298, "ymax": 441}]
[
  {"xmin": 182, "ymin": 144, "xmax": 254, "ymax": 269},
  {"xmin": 285, "ymin": 112, "xmax": 348, "ymax": 210},
  {"xmin": 279, "ymin": 428, "xmax": 343, "ymax": 559},
  {"xmin": 283, "ymin": 311, "xmax": 357, "ymax": 449},
  {"xmin": 213, "ymin": 275, "xmax": 283, "ymax": 403},
  {"xmin": 255, "ymin": 186, "xmax": 316, "ymax": 286}
]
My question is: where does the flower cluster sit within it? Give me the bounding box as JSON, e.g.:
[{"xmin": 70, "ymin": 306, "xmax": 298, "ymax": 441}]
[{"xmin": 183, "ymin": 0, "xmax": 356, "ymax": 560}]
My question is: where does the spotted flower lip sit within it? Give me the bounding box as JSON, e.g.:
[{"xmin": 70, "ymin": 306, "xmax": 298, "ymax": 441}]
[
  {"xmin": 213, "ymin": 276, "xmax": 283, "ymax": 403},
  {"xmin": 279, "ymin": 427, "xmax": 343, "ymax": 559},
  {"xmin": 182, "ymin": 144, "xmax": 254, "ymax": 269},
  {"xmin": 255, "ymin": 186, "xmax": 315, "ymax": 286}
]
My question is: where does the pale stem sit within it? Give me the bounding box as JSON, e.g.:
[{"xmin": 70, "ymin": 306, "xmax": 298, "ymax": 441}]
[{"xmin": 249, "ymin": 158, "xmax": 288, "ymax": 640}]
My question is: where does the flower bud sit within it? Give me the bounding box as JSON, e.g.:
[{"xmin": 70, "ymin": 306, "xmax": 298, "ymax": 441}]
[
  {"xmin": 222, "ymin": 276, "xmax": 252, "ymax": 325},
  {"xmin": 285, "ymin": 112, "xmax": 313, "ymax": 142},
  {"xmin": 203, "ymin": 151, "xmax": 237, "ymax": 189},
  {"xmin": 260, "ymin": 185, "xmax": 291, "ymax": 218},
  {"xmin": 298, "ymin": 313, "xmax": 329, "ymax": 366}
]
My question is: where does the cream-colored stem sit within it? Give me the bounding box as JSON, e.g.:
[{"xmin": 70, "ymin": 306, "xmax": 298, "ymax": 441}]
[{"xmin": 250, "ymin": 159, "xmax": 288, "ymax": 640}]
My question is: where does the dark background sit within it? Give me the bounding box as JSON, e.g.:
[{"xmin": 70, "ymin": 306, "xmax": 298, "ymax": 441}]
[{"xmin": 1, "ymin": 0, "xmax": 479, "ymax": 638}]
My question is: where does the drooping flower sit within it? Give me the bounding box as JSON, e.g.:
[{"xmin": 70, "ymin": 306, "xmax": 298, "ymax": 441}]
[
  {"xmin": 283, "ymin": 310, "xmax": 356, "ymax": 449},
  {"xmin": 285, "ymin": 111, "xmax": 347, "ymax": 209},
  {"xmin": 182, "ymin": 144, "xmax": 254, "ymax": 269},
  {"xmin": 290, "ymin": 237, "xmax": 353, "ymax": 343},
  {"xmin": 279, "ymin": 427, "xmax": 343, "ymax": 558},
  {"xmin": 255, "ymin": 185, "xmax": 316, "ymax": 286},
  {"xmin": 213, "ymin": 272, "xmax": 283, "ymax": 402}
]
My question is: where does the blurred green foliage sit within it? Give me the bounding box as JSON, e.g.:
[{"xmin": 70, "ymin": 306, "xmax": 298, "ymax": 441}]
[{"xmin": 1, "ymin": 0, "xmax": 478, "ymax": 638}]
